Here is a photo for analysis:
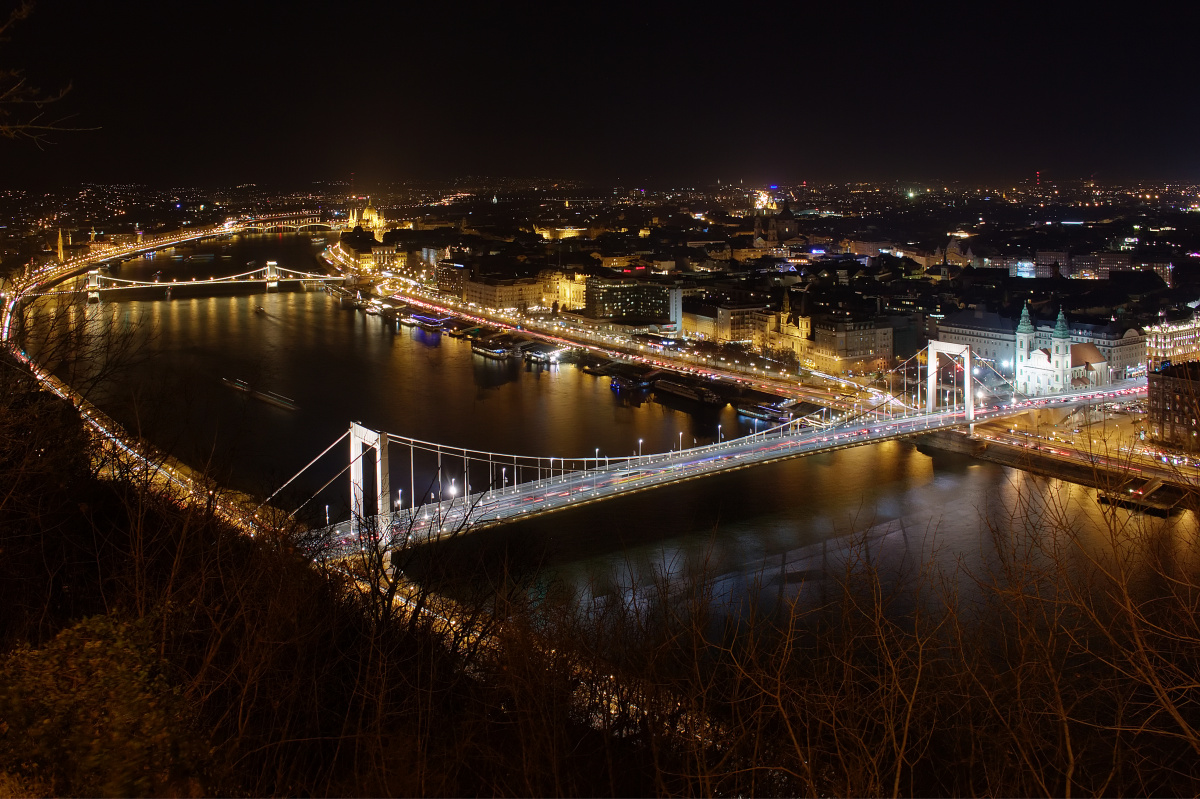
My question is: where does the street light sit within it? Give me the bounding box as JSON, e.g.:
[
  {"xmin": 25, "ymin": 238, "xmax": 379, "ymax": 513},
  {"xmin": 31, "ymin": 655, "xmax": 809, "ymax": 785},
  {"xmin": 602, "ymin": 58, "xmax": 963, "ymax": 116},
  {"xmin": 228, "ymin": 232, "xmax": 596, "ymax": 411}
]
[
  {"xmin": 638, "ymin": 438, "xmax": 643, "ymax": 458},
  {"xmin": 718, "ymin": 424, "xmax": 722, "ymax": 444}
]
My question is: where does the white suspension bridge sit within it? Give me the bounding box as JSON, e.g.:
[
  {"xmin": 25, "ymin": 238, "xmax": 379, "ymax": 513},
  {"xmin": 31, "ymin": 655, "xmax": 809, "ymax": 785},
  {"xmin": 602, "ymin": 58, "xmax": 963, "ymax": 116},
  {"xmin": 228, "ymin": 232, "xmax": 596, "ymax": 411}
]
[{"xmin": 257, "ymin": 338, "xmax": 1143, "ymax": 548}]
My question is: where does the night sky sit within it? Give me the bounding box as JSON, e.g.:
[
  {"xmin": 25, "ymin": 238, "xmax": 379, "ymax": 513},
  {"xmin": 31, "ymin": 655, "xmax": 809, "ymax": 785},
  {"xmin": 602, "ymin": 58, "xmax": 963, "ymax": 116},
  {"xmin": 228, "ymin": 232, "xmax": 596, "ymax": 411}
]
[{"xmin": 4, "ymin": 0, "xmax": 1197, "ymax": 188}]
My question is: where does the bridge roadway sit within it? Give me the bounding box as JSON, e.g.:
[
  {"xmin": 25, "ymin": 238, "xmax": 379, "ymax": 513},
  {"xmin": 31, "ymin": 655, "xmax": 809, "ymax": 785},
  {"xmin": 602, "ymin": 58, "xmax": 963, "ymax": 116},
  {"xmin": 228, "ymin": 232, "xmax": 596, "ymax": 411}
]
[
  {"xmin": 331, "ymin": 379, "xmax": 1146, "ymax": 548},
  {"xmin": 1, "ymin": 213, "xmax": 332, "ymax": 339}
]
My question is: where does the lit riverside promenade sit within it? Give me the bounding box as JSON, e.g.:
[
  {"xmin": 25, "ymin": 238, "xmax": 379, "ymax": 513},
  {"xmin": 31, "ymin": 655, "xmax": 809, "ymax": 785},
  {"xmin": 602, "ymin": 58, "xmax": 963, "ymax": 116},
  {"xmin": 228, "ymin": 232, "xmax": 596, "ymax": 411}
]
[{"xmin": 0, "ymin": 213, "xmax": 335, "ymax": 534}]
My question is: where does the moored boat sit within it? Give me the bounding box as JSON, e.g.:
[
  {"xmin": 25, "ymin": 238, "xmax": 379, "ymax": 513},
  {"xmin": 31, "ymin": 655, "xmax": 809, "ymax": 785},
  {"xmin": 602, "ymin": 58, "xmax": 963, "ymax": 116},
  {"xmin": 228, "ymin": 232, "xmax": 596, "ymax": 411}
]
[
  {"xmin": 654, "ymin": 379, "xmax": 724, "ymax": 405},
  {"xmin": 735, "ymin": 402, "xmax": 793, "ymax": 423}
]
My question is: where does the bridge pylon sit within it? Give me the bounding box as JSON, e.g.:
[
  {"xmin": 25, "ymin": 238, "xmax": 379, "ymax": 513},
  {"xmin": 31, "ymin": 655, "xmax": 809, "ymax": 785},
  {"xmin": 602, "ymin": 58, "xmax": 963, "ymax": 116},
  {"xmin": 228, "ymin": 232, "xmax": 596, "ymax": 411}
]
[
  {"xmin": 86, "ymin": 270, "xmax": 101, "ymax": 303},
  {"xmin": 265, "ymin": 260, "xmax": 279, "ymax": 289},
  {"xmin": 925, "ymin": 341, "xmax": 974, "ymax": 422},
  {"xmin": 350, "ymin": 422, "xmax": 390, "ymax": 527}
]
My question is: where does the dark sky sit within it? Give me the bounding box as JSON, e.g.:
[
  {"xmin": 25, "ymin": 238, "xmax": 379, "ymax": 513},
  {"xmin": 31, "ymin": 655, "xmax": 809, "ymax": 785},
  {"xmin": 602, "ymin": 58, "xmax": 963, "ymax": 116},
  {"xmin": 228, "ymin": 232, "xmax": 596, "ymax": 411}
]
[{"xmin": 3, "ymin": 0, "xmax": 1197, "ymax": 188}]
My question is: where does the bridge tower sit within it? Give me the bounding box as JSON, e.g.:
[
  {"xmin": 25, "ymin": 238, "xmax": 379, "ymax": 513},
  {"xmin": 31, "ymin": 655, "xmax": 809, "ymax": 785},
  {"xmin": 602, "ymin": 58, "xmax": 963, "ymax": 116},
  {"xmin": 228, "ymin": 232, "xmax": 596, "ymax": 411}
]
[
  {"xmin": 86, "ymin": 270, "xmax": 101, "ymax": 304},
  {"xmin": 350, "ymin": 422, "xmax": 390, "ymax": 524},
  {"xmin": 925, "ymin": 341, "xmax": 974, "ymax": 422},
  {"xmin": 265, "ymin": 260, "xmax": 279, "ymax": 289}
]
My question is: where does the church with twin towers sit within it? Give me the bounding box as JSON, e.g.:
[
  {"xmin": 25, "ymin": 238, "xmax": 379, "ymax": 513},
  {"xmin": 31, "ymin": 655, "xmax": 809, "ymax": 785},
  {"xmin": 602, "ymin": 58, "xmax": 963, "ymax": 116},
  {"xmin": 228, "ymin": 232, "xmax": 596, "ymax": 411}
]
[{"xmin": 937, "ymin": 303, "xmax": 1145, "ymax": 396}]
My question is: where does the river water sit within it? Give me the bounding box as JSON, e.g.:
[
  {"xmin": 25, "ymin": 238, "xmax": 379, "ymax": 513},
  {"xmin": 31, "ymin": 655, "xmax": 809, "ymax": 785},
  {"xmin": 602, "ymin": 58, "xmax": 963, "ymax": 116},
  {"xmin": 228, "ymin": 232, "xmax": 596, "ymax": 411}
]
[{"xmin": 29, "ymin": 234, "xmax": 1199, "ymax": 607}]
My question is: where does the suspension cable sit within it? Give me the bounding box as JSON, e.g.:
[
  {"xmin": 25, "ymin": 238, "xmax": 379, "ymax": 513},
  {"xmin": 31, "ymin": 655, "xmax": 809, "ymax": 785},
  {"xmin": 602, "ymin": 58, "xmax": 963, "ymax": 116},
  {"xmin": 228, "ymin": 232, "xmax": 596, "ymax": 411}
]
[{"xmin": 254, "ymin": 430, "xmax": 349, "ymax": 514}]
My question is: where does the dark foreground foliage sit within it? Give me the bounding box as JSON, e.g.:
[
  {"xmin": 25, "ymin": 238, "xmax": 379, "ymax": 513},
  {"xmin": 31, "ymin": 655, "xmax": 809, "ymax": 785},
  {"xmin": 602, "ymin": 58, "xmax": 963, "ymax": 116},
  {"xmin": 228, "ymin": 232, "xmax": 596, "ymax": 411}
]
[{"xmin": 2, "ymin": 347, "xmax": 1200, "ymax": 797}]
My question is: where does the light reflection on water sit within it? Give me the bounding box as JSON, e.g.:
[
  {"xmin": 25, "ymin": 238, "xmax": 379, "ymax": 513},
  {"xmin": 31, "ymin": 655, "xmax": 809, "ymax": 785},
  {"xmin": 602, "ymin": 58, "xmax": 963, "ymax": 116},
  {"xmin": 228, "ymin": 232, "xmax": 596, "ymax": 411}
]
[{"xmin": 27, "ymin": 234, "xmax": 1199, "ymax": 604}]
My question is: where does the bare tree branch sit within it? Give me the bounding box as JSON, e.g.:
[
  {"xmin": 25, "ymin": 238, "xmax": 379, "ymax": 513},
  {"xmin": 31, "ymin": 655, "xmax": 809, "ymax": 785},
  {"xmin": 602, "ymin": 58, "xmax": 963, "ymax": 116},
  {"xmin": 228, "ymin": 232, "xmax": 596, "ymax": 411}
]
[{"xmin": 0, "ymin": 2, "xmax": 95, "ymax": 145}]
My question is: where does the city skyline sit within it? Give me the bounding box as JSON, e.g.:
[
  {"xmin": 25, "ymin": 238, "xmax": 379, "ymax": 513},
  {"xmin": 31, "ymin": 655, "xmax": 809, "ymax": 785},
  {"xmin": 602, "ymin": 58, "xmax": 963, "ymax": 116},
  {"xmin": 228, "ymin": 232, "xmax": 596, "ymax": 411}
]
[{"xmin": 3, "ymin": 1, "xmax": 1197, "ymax": 187}]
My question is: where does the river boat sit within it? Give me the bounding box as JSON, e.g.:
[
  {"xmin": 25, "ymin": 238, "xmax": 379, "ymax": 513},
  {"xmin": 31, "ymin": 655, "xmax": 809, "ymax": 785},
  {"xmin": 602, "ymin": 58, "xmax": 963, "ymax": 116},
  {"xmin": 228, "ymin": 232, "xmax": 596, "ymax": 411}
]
[
  {"xmin": 1097, "ymin": 489, "xmax": 1177, "ymax": 516},
  {"xmin": 187, "ymin": 253, "xmax": 215, "ymax": 262},
  {"xmin": 581, "ymin": 363, "xmax": 610, "ymax": 376},
  {"xmin": 415, "ymin": 317, "xmax": 443, "ymax": 332},
  {"xmin": 735, "ymin": 403, "xmax": 793, "ymax": 423},
  {"xmin": 655, "ymin": 379, "xmax": 723, "ymax": 405},
  {"xmin": 366, "ymin": 306, "xmax": 380, "ymax": 316},
  {"xmin": 255, "ymin": 306, "xmax": 266, "ymax": 315},
  {"xmin": 399, "ymin": 316, "xmax": 417, "ymax": 327},
  {"xmin": 251, "ymin": 389, "xmax": 298, "ymax": 410},
  {"xmin": 472, "ymin": 342, "xmax": 510, "ymax": 360},
  {"xmin": 221, "ymin": 377, "xmax": 251, "ymax": 392},
  {"xmin": 611, "ymin": 375, "xmax": 653, "ymax": 392}
]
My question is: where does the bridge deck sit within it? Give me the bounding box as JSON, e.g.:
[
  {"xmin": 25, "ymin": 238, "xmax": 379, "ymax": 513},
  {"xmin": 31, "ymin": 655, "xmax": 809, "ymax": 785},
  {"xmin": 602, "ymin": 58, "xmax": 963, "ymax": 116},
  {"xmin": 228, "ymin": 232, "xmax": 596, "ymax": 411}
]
[{"xmin": 326, "ymin": 381, "xmax": 1145, "ymax": 548}]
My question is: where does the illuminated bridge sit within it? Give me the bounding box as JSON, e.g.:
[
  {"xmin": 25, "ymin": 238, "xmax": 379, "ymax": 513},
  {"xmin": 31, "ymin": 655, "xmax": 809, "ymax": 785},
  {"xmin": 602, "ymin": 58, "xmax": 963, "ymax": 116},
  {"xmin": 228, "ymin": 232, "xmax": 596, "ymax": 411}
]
[
  {"xmin": 21, "ymin": 262, "xmax": 346, "ymax": 300},
  {"xmin": 0, "ymin": 213, "xmax": 339, "ymax": 338},
  {"xmin": 237, "ymin": 215, "xmax": 333, "ymax": 233},
  {"xmin": 274, "ymin": 373, "xmax": 1146, "ymax": 547}
]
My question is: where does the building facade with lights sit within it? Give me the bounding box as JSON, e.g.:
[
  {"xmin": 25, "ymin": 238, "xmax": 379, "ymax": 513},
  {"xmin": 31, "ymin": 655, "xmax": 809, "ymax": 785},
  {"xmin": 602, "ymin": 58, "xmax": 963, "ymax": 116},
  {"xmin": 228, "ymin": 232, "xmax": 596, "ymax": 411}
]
[
  {"xmin": 538, "ymin": 269, "xmax": 589, "ymax": 312},
  {"xmin": 938, "ymin": 306, "xmax": 1144, "ymax": 382},
  {"xmin": 584, "ymin": 277, "xmax": 683, "ymax": 328},
  {"xmin": 1146, "ymin": 312, "xmax": 1200, "ymax": 369},
  {"xmin": 764, "ymin": 305, "xmax": 893, "ymax": 375},
  {"xmin": 1014, "ymin": 307, "xmax": 1110, "ymax": 395},
  {"xmin": 464, "ymin": 276, "xmax": 542, "ymax": 311},
  {"xmin": 1148, "ymin": 361, "xmax": 1200, "ymax": 452}
]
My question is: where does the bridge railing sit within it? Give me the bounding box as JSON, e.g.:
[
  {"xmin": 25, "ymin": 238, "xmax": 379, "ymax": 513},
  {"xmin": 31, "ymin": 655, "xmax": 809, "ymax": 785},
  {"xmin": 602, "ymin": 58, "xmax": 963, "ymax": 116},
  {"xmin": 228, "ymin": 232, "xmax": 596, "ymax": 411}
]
[{"xmin": 378, "ymin": 414, "xmax": 835, "ymax": 533}]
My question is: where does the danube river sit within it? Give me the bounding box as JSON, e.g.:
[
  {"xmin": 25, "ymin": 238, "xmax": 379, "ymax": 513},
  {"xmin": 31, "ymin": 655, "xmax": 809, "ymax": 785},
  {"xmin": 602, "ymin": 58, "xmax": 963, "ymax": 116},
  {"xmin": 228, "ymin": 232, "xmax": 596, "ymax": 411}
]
[{"xmin": 33, "ymin": 234, "xmax": 1197, "ymax": 605}]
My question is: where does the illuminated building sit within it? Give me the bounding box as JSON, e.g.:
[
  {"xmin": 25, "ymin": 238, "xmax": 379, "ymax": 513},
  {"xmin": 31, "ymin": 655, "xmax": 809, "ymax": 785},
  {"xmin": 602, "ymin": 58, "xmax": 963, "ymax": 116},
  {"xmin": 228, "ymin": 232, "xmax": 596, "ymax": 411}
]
[
  {"xmin": 753, "ymin": 202, "xmax": 800, "ymax": 247},
  {"xmin": 810, "ymin": 316, "xmax": 893, "ymax": 374},
  {"xmin": 1035, "ymin": 250, "xmax": 1070, "ymax": 278},
  {"xmin": 683, "ymin": 300, "xmax": 773, "ymax": 348},
  {"xmin": 1014, "ymin": 307, "xmax": 1114, "ymax": 395},
  {"xmin": 1146, "ymin": 313, "xmax": 1200, "ymax": 369},
  {"xmin": 939, "ymin": 305, "xmax": 1143, "ymax": 380},
  {"xmin": 584, "ymin": 277, "xmax": 682, "ymax": 329},
  {"xmin": 1071, "ymin": 252, "xmax": 1148, "ymax": 280},
  {"xmin": 533, "ymin": 224, "xmax": 587, "ymax": 240},
  {"xmin": 538, "ymin": 269, "xmax": 588, "ymax": 311},
  {"xmin": 1148, "ymin": 361, "xmax": 1200, "ymax": 452},
  {"xmin": 436, "ymin": 262, "xmax": 467, "ymax": 300},
  {"xmin": 464, "ymin": 276, "xmax": 542, "ymax": 311},
  {"xmin": 347, "ymin": 198, "xmax": 388, "ymax": 237}
]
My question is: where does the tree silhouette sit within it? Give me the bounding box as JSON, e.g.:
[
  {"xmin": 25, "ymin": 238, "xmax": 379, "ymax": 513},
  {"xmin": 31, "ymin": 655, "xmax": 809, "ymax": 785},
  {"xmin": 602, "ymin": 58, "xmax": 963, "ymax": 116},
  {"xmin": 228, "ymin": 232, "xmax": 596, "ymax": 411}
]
[{"xmin": 0, "ymin": 2, "xmax": 87, "ymax": 145}]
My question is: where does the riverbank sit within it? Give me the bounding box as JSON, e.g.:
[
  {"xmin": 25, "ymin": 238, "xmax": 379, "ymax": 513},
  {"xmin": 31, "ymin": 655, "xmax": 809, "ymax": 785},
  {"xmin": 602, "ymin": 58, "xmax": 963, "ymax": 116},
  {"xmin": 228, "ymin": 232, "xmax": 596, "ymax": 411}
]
[{"xmin": 916, "ymin": 429, "xmax": 1197, "ymax": 512}]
